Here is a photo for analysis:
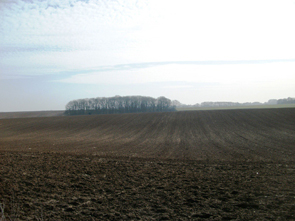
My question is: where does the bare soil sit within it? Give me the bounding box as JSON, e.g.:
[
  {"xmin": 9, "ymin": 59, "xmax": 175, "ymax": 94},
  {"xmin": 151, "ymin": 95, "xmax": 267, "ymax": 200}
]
[
  {"xmin": 1, "ymin": 108, "xmax": 295, "ymax": 220},
  {"xmin": 0, "ymin": 111, "xmax": 64, "ymax": 119}
]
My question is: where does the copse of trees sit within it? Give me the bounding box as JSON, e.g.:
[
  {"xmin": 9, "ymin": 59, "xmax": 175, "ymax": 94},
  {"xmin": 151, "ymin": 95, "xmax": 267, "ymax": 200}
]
[
  {"xmin": 65, "ymin": 95, "xmax": 176, "ymax": 115},
  {"xmin": 277, "ymin": 97, "xmax": 295, "ymax": 104}
]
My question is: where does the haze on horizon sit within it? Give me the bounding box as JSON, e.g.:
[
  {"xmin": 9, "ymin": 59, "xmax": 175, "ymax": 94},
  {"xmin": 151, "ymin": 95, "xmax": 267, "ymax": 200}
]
[{"xmin": 1, "ymin": 0, "xmax": 295, "ymax": 112}]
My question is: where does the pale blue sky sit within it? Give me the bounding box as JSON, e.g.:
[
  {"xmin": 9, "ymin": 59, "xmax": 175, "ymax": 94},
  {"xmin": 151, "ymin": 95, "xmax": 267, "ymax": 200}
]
[{"xmin": 1, "ymin": 0, "xmax": 295, "ymax": 111}]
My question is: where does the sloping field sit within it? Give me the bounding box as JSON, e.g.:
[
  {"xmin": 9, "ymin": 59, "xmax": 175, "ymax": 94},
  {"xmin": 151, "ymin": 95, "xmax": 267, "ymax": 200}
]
[
  {"xmin": 0, "ymin": 110, "xmax": 64, "ymax": 119},
  {"xmin": 1, "ymin": 108, "xmax": 295, "ymax": 220},
  {"xmin": 1, "ymin": 108, "xmax": 295, "ymax": 161}
]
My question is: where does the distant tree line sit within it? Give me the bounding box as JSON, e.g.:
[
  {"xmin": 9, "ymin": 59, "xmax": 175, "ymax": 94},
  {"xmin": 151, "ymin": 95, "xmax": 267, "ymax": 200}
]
[
  {"xmin": 65, "ymin": 95, "xmax": 176, "ymax": 115},
  {"xmin": 277, "ymin": 97, "xmax": 295, "ymax": 104},
  {"xmin": 173, "ymin": 97, "xmax": 295, "ymax": 108}
]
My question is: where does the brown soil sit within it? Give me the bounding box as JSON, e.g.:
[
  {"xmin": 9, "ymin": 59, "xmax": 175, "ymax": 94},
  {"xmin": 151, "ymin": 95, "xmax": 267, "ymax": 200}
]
[
  {"xmin": 0, "ymin": 111, "xmax": 64, "ymax": 119},
  {"xmin": 1, "ymin": 108, "xmax": 295, "ymax": 220}
]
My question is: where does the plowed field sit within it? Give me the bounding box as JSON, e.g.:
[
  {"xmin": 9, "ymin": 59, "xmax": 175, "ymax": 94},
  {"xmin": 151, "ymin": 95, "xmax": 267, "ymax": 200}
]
[
  {"xmin": 0, "ymin": 111, "xmax": 64, "ymax": 119},
  {"xmin": 1, "ymin": 108, "xmax": 295, "ymax": 220}
]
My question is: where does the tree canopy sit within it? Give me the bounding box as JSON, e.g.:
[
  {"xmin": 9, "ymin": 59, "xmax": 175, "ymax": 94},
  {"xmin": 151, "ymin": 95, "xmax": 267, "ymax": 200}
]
[{"xmin": 65, "ymin": 95, "xmax": 176, "ymax": 115}]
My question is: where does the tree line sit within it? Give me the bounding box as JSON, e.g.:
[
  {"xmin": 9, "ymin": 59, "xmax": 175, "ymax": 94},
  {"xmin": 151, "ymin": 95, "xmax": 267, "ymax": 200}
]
[
  {"xmin": 65, "ymin": 95, "xmax": 176, "ymax": 115},
  {"xmin": 277, "ymin": 97, "xmax": 295, "ymax": 104}
]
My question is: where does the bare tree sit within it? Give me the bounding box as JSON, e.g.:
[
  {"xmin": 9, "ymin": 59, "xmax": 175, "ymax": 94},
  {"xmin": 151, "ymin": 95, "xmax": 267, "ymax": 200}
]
[{"xmin": 65, "ymin": 95, "xmax": 176, "ymax": 116}]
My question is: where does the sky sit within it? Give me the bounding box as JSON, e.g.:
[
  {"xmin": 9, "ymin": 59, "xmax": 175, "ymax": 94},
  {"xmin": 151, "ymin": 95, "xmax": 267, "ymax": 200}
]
[{"xmin": 1, "ymin": 0, "xmax": 295, "ymax": 112}]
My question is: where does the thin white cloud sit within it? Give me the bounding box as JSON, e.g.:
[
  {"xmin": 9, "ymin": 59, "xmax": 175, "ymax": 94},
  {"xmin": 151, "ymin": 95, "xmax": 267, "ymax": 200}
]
[
  {"xmin": 57, "ymin": 62, "xmax": 295, "ymax": 85},
  {"xmin": 162, "ymin": 85, "xmax": 193, "ymax": 89},
  {"xmin": 2, "ymin": 0, "xmax": 294, "ymax": 61},
  {"xmin": 0, "ymin": 0, "xmax": 152, "ymax": 76}
]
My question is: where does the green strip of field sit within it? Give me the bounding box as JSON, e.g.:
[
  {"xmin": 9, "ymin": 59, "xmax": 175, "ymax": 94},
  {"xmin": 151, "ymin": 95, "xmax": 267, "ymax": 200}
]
[{"xmin": 176, "ymin": 104, "xmax": 295, "ymax": 111}]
